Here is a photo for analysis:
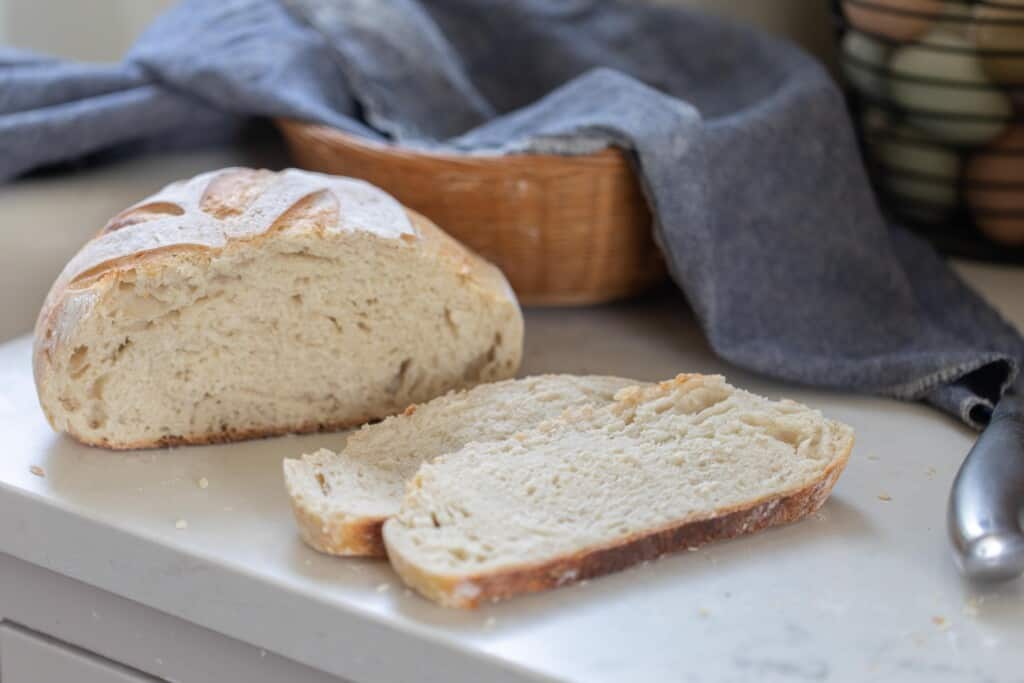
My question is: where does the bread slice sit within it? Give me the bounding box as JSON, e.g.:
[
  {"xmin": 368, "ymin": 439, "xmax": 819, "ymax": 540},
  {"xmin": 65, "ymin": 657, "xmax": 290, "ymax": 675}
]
[
  {"xmin": 284, "ymin": 374, "xmax": 637, "ymax": 557},
  {"xmin": 33, "ymin": 168, "xmax": 522, "ymax": 449},
  {"xmin": 383, "ymin": 374, "xmax": 854, "ymax": 608}
]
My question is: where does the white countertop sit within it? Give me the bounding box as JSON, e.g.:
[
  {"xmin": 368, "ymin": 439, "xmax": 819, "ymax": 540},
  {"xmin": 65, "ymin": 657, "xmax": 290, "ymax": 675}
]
[{"xmin": 1, "ymin": 156, "xmax": 1023, "ymax": 681}]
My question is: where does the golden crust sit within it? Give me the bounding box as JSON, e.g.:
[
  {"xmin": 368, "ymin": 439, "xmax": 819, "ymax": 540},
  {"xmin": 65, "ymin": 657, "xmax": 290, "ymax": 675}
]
[
  {"xmin": 62, "ymin": 411, "xmax": 385, "ymax": 451},
  {"xmin": 385, "ymin": 431, "xmax": 854, "ymax": 608},
  {"xmin": 288, "ymin": 499, "xmax": 387, "ymax": 558}
]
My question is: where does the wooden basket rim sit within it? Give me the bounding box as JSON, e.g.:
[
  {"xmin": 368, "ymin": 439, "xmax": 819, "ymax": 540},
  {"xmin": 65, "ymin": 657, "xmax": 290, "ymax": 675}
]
[{"xmin": 275, "ymin": 118, "xmax": 632, "ymax": 169}]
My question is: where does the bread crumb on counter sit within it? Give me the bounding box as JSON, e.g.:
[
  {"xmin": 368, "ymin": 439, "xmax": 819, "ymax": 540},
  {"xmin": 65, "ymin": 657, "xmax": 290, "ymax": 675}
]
[
  {"xmin": 198, "ymin": 477, "xmax": 209, "ymax": 489},
  {"xmin": 963, "ymin": 596, "xmax": 984, "ymax": 617},
  {"xmin": 878, "ymin": 494, "xmax": 892, "ymax": 501},
  {"xmin": 175, "ymin": 519, "xmax": 188, "ymax": 530},
  {"xmin": 29, "ymin": 465, "xmax": 45, "ymax": 478},
  {"xmin": 931, "ymin": 615, "xmax": 949, "ymax": 630}
]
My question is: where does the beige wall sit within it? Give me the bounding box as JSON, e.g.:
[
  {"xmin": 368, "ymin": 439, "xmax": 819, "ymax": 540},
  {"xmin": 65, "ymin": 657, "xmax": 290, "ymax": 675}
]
[{"xmin": 0, "ymin": 0, "xmax": 172, "ymax": 61}]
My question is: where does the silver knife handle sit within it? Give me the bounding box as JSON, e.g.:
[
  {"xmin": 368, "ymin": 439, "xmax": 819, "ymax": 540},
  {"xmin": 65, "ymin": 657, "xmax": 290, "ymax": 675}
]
[{"xmin": 948, "ymin": 395, "xmax": 1024, "ymax": 582}]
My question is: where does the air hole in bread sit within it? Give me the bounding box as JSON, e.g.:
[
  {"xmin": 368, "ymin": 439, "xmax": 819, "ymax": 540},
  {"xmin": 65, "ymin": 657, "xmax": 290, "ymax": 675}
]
[
  {"xmin": 88, "ymin": 403, "xmax": 107, "ymax": 430},
  {"xmin": 462, "ymin": 335, "xmax": 500, "ymax": 382},
  {"xmin": 291, "ymin": 294, "xmax": 303, "ymax": 306},
  {"xmin": 89, "ymin": 375, "xmax": 108, "ymax": 401},
  {"xmin": 315, "ymin": 472, "xmax": 331, "ymax": 497},
  {"xmin": 387, "ymin": 359, "xmax": 412, "ymax": 395},
  {"xmin": 68, "ymin": 346, "xmax": 90, "ymax": 378},
  {"xmin": 111, "ymin": 337, "xmax": 132, "ymax": 363},
  {"xmin": 357, "ymin": 321, "xmax": 371, "ymax": 333},
  {"xmin": 443, "ymin": 307, "xmax": 459, "ymax": 337}
]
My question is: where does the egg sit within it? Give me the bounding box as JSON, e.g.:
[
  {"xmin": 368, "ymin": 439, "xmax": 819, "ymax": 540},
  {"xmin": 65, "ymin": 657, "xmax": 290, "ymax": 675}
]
[
  {"xmin": 843, "ymin": 0, "xmax": 944, "ymax": 41},
  {"xmin": 865, "ymin": 118, "xmax": 962, "ymax": 222},
  {"xmin": 972, "ymin": 2, "xmax": 1024, "ymax": 86},
  {"xmin": 841, "ymin": 32, "xmax": 891, "ymax": 98},
  {"xmin": 888, "ymin": 29, "xmax": 1012, "ymax": 145},
  {"xmin": 966, "ymin": 126, "xmax": 1024, "ymax": 245}
]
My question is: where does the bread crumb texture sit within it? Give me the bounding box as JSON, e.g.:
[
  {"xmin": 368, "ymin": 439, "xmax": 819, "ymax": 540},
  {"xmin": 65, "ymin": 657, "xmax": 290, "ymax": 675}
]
[
  {"xmin": 382, "ymin": 373, "xmax": 854, "ymax": 607},
  {"xmin": 33, "ymin": 168, "xmax": 523, "ymax": 449},
  {"xmin": 284, "ymin": 375, "xmax": 637, "ymax": 557}
]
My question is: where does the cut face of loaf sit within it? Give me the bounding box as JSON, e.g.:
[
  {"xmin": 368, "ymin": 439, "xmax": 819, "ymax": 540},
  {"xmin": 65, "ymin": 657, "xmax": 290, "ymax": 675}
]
[
  {"xmin": 33, "ymin": 168, "xmax": 523, "ymax": 449},
  {"xmin": 284, "ymin": 375, "xmax": 638, "ymax": 556},
  {"xmin": 383, "ymin": 374, "xmax": 854, "ymax": 608}
]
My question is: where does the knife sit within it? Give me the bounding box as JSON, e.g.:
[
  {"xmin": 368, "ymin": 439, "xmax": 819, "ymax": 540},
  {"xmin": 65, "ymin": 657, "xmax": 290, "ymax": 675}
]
[{"xmin": 948, "ymin": 394, "xmax": 1024, "ymax": 582}]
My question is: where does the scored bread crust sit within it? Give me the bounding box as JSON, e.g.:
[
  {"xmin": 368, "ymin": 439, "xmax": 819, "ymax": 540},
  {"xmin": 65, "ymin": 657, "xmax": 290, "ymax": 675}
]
[
  {"xmin": 33, "ymin": 168, "xmax": 521, "ymax": 449},
  {"xmin": 384, "ymin": 438, "xmax": 851, "ymax": 608}
]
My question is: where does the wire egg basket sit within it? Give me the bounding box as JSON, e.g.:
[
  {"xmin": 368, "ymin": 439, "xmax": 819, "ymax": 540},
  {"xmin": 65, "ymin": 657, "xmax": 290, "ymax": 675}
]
[{"xmin": 833, "ymin": 0, "xmax": 1024, "ymax": 261}]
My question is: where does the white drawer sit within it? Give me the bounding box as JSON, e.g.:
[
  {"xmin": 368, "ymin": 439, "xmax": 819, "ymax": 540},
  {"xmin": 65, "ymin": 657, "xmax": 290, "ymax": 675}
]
[{"xmin": 0, "ymin": 622, "xmax": 156, "ymax": 683}]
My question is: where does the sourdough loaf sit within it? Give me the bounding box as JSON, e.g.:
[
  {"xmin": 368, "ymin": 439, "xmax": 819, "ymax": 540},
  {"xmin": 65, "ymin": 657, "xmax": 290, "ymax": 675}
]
[
  {"xmin": 284, "ymin": 375, "xmax": 637, "ymax": 556},
  {"xmin": 33, "ymin": 168, "xmax": 523, "ymax": 449},
  {"xmin": 383, "ymin": 374, "xmax": 854, "ymax": 607}
]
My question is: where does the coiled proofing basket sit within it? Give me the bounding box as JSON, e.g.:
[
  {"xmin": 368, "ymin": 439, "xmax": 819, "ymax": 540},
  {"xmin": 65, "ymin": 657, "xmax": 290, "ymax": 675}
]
[{"xmin": 276, "ymin": 119, "xmax": 663, "ymax": 306}]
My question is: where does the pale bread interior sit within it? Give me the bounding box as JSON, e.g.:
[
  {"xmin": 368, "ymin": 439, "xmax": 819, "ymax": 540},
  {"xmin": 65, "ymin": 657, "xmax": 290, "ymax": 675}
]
[
  {"xmin": 40, "ymin": 217, "xmax": 520, "ymax": 448},
  {"xmin": 284, "ymin": 375, "xmax": 636, "ymax": 555},
  {"xmin": 383, "ymin": 374, "xmax": 853, "ymax": 606}
]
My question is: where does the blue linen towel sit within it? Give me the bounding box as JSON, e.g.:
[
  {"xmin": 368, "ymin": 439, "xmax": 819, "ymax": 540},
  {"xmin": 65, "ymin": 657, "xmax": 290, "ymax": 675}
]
[{"xmin": 2, "ymin": 0, "xmax": 1021, "ymax": 427}]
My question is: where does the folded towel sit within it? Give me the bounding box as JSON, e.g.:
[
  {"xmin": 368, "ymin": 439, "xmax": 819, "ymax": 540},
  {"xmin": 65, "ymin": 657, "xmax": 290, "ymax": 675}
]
[{"xmin": 3, "ymin": 0, "xmax": 1020, "ymax": 427}]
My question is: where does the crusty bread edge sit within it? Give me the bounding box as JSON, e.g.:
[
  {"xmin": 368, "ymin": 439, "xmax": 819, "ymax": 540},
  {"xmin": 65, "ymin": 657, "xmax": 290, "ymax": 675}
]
[
  {"xmin": 384, "ymin": 426, "xmax": 854, "ymax": 608},
  {"xmin": 58, "ymin": 412, "xmax": 386, "ymax": 451},
  {"xmin": 282, "ymin": 458, "xmax": 387, "ymax": 557}
]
